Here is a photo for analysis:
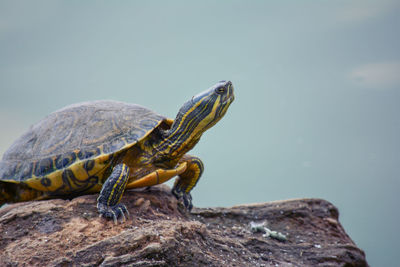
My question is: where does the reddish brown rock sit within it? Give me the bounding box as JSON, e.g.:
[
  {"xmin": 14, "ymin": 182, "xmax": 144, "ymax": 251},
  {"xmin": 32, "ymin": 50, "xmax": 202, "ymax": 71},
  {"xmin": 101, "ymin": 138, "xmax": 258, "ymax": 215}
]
[{"xmin": 0, "ymin": 185, "xmax": 368, "ymax": 266}]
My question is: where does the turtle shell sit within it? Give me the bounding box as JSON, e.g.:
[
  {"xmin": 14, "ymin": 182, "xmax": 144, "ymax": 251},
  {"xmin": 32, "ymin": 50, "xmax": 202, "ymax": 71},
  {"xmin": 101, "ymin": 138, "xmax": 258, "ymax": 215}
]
[{"xmin": 0, "ymin": 100, "xmax": 166, "ymax": 184}]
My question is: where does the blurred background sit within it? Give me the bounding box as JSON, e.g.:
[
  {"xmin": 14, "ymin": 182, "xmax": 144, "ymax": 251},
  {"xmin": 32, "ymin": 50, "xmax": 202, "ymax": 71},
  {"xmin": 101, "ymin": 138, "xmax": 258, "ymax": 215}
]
[{"xmin": 1, "ymin": 1, "xmax": 399, "ymax": 266}]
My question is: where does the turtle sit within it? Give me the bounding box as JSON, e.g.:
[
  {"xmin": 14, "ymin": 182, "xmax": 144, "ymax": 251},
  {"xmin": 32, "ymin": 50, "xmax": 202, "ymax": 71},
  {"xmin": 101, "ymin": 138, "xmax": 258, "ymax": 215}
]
[{"xmin": 0, "ymin": 80, "xmax": 234, "ymax": 222}]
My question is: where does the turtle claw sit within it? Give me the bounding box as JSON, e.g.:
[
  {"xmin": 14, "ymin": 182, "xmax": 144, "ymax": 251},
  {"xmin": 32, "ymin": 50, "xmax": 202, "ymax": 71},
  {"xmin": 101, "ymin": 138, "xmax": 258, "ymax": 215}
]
[
  {"xmin": 97, "ymin": 202, "xmax": 129, "ymax": 224},
  {"xmin": 172, "ymin": 187, "xmax": 193, "ymax": 211},
  {"xmin": 182, "ymin": 193, "xmax": 193, "ymax": 211}
]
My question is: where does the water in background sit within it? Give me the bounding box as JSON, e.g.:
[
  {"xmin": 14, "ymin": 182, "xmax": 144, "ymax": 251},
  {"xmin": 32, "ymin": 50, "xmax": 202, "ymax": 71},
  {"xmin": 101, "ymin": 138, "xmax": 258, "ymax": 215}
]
[{"xmin": 1, "ymin": 2, "xmax": 399, "ymax": 266}]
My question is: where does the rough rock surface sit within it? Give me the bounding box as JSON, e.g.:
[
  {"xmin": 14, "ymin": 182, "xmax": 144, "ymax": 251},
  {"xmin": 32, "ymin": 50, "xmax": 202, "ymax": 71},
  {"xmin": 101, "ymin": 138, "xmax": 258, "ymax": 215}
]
[{"xmin": 0, "ymin": 185, "xmax": 368, "ymax": 267}]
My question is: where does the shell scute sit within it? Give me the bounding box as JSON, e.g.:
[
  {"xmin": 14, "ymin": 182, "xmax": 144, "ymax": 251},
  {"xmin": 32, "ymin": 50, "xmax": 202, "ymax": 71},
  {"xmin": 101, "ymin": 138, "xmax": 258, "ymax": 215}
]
[{"xmin": 34, "ymin": 157, "xmax": 54, "ymax": 177}]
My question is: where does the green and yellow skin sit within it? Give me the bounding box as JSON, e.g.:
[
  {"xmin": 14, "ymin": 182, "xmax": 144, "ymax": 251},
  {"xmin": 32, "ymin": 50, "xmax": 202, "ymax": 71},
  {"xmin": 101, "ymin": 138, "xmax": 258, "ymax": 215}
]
[{"xmin": 0, "ymin": 81, "xmax": 234, "ymax": 222}]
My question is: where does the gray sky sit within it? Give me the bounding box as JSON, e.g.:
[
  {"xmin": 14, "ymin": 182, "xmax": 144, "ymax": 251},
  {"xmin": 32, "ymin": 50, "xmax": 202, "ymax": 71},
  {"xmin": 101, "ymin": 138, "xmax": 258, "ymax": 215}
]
[{"xmin": 1, "ymin": 1, "xmax": 399, "ymax": 266}]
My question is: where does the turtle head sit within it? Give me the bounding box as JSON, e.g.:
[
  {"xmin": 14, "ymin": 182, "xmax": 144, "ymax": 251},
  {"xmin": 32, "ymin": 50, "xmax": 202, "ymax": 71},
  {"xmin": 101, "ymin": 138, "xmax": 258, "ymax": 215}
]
[
  {"xmin": 159, "ymin": 81, "xmax": 234, "ymax": 158},
  {"xmin": 178, "ymin": 80, "xmax": 234, "ymax": 133}
]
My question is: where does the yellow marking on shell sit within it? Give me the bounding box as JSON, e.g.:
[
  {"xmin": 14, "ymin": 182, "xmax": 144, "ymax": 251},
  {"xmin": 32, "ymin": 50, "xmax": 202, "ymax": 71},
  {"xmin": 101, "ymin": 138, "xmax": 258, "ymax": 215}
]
[
  {"xmin": 87, "ymin": 155, "xmax": 111, "ymax": 176},
  {"xmin": 107, "ymin": 166, "xmax": 127, "ymax": 206},
  {"xmin": 25, "ymin": 169, "xmax": 64, "ymax": 192},
  {"xmin": 125, "ymin": 162, "xmax": 187, "ymax": 189},
  {"xmin": 71, "ymin": 163, "xmax": 90, "ymax": 181},
  {"xmin": 20, "ymin": 117, "xmax": 166, "ymax": 195},
  {"xmin": 24, "ymin": 154, "xmax": 112, "ymax": 193}
]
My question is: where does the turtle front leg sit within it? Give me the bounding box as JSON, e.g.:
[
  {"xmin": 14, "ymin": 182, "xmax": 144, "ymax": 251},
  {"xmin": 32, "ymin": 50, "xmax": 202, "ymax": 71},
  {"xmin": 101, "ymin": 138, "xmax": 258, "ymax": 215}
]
[
  {"xmin": 172, "ymin": 155, "xmax": 204, "ymax": 211},
  {"xmin": 97, "ymin": 163, "xmax": 130, "ymax": 224}
]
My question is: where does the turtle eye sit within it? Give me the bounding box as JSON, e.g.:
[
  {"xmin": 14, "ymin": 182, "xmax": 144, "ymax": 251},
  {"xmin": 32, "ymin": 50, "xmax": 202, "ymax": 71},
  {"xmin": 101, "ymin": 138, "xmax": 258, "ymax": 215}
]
[{"xmin": 215, "ymin": 87, "xmax": 226, "ymax": 94}]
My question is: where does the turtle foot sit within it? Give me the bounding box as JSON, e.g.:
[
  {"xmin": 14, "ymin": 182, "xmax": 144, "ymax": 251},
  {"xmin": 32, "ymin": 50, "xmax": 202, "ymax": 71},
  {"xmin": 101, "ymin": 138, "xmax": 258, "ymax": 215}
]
[
  {"xmin": 172, "ymin": 187, "xmax": 193, "ymax": 211},
  {"xmin": 97, "ymin": 202, "xmax": 130, "ymax": 224}
]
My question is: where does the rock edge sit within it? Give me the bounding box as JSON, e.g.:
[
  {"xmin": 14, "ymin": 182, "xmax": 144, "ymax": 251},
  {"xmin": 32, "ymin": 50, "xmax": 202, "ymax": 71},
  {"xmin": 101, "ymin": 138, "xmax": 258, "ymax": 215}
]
[{"xmin": 0, "ymin": 185, "xmax": 368, "ymax": 266}]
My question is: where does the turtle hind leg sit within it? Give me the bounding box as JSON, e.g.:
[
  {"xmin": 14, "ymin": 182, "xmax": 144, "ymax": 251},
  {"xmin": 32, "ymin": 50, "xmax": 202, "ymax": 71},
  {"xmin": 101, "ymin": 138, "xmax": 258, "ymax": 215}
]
[
  {"xmin": 97, "ymin": 163, "xmax": 130, "ymax": 224},
  {"xmin": 172, "ymin": 155, "xmax": 204, "ymax": 211},
  {"xmin": 0, "ymin": 181, "xmax": 45, "ymax": 205}
]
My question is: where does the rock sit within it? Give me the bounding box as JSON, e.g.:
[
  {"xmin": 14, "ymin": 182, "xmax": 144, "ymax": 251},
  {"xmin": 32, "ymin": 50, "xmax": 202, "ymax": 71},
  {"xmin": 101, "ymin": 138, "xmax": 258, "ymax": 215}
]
[{"xmin": 0, "ymin": 185, "xmax": 368, "ymax": 266}]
